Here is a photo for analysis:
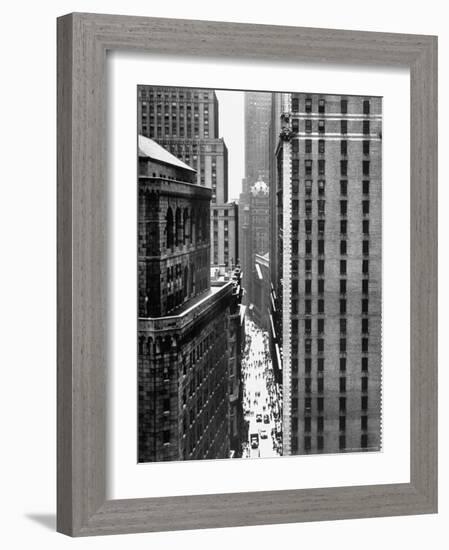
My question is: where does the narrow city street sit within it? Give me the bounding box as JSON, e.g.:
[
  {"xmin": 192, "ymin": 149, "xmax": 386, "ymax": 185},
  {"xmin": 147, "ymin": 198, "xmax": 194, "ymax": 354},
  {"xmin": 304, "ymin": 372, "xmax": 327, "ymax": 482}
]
[{"xmin": 241, "ymin": 317, "xmax": 282, "ymax": 459}]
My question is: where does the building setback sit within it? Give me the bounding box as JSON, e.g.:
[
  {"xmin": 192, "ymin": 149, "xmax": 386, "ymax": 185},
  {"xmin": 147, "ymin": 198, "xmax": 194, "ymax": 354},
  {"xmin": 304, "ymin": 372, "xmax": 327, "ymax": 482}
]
[
  {"xmin": 274, "ymin": 93, "xmax": 382, "ymax": 456},
  {"xmin": 138, "ymin": 135, "xmax": 236, "ymax": 462}
]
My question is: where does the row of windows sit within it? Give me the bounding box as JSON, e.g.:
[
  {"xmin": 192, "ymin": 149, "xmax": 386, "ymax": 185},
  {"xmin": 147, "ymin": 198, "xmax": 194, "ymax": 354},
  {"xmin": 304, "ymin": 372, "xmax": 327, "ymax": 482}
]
[
  {"xmin": 140, "ymin": 89, "xmax": 211, "ymax": 101},
  {"xmin": 291, "ymin": 356, "xmax": 369, "ymax": 374},
  {"xmin": 291, "ymin": 97, "xmax": 371, "ymax": 115},
  {"xmin": 297, "ymin": 376, "xmax": 369, "ymax": 395},
  {"xmin": 293, "ymin": 119, "xmax": 372, "ymax": 135},
  {"xmin": 292, "ymin": 139, "xmax": 371, "ymax": 156},
  {"xmin": 302, "ymin": 334, "xmax": 370, "ymax": 354}
]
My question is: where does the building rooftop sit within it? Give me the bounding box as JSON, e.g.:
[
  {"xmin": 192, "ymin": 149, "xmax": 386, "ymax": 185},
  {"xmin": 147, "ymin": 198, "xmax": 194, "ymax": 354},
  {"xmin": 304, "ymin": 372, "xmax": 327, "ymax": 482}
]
[{"xmin": 138, "ymin": 134, "xmax": 196, "ymax": 173}]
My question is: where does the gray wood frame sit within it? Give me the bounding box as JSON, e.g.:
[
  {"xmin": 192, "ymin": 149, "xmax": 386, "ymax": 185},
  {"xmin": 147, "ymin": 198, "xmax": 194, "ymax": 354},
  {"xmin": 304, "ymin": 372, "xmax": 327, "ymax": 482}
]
[{"xmin": 57, "ymin": 12, "xmax": 438, "ymax": 537}]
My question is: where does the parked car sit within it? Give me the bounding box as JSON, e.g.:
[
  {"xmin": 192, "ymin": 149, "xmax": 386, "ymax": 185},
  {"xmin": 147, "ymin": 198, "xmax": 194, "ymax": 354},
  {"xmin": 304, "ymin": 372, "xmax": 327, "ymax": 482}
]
[{"xmin": 256, "ymin": 413, "xmax": 262, "ymax": 422}]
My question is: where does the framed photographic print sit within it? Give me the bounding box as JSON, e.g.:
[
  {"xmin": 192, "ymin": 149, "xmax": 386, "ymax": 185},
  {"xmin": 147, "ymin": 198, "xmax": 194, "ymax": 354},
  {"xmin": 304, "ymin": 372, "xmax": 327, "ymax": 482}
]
[{"xmin": 57, "ymin": 12, "xmax": 437, "ymax": 536}]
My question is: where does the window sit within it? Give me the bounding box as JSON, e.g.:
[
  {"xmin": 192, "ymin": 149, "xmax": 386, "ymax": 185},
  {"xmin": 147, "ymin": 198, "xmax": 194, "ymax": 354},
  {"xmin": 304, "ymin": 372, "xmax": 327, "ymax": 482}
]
[
  {"xmin": 317, "ymin": 377, "xmax": 324, "ymax": 393},
  {"xmin": 341, "ymin": 140, "xmax": 347, "ymax": 155},
  {"xmin": 340, "ymin": 318, "xmax": 347, "ymax": 333},
  {"xmin": 363, "ymin": 140, "xmax": 370, "ymax": 155},
  {"xmin": 305, "ymin": 119, "xmax": 312, "ymax": 133},
  {"xmin": 362, "ymin": 356, "xmax": 368, "ymax": 372},
  {"xmin": 305, "ymin": 259, "xmax": 312, "ymax": 273},
  {"xmin": 363, "ymin": 200, "xmax": 370, "ymax": 214},
  {"xmin": 163, "ymin": 398, "xmax": 170, "ymax": 412},
  {"xmin": 317, "ymin": 416, "xmax": 324, "ymax": 432},
  {"xmin": 317, "ymin": 339, "xmax": 324, "ymax": 353},
  {"xmin": 362, "ymin": 376, "xmax": 368, "ymax": 392},
  {"xmin": 341, "ymin": 99, "xmax": 348, "ymax": 114},
  {"xmin": 340, "ymin": 220, "xmax": 347, "ymax": 235},
  {"xmin": 340, "ymin": 260, "xmax": 347, "ymax": 275},
  {"xmin": 362, "ymin": 318, "xmax": 369, "ymax": 334},
  {"xmin": 305, "ymin": 159, "xmax": 313, "ymax": 176},
  {"xmin": 340, "ymin": 302, "xmax": 346, "ymax": 317},
  {"xmin": 362, "ymin": 298, "xmax": 369, "ymax": 313},
  {"xmin": 292, "ymin": 139, "xmax": 299, "ymax": 153},
  {"xmin": 318, "ymin": 279, "xmax": 324, "ymax": 294},
  {"xmin": 339, "ymin": 416, "xmax": 346, "ymax": 431},
  {"xmin": 340, "ymin": 338, "xmax": 346, "ymax": 352},
  {"xmin": 305, "ymin": 397, "xmax": 312, "ymax": 413},
  {"xmin": 305, "ymin": 139, "xmax": 312, "ymax": 153},
  {"xmin": 340, "ymin": 180, "xmax": 347, "ymax": 196},
  {"xmin": 361, "ymin": 415, "xmax": 368, "ymax": 430},
  {"xmin": 305, "ymin": 279, "xmax": 312, "ymax": 294},
  {"xmin": 340, "ymin": 279, "xmax": 347, "ymax": 294},
  {"xmin": 305, "ymin": 378, "xmax": 312, "ymax": 394},
  {"xmin": 305, "ymin": 98, "xmax": 312, "ymax": 113},
  {"xmin": 317, "ymin": 318, "xmax": 324, "ymax": 333},
  {"xmin": 340, "ymin": 240, "xmax": 347, "ymax": 255},
  {"xmin": 318, "ymin": 219, "xmax": 325, "ymax": 233},
  {"xmin": 340, "ymin": 200, "xmax": 347, "ymax": 216},
  {"xmin": 340, "ymin": 377, "xmax": 346, "ymax": 392},
  {"xmin": 292, "ymin": 97, "xmax": 299, "ymax": 112},
  {"xmin": 318, "ymin": 159, "xmax": 325, "ymax": 175},
  {"xmin": 305, "ymin": 416, "xmax": 311, "ymax": 432},
  {"xmin": 339, "ymin": 435, "xmax": 346, "ymax": 450},
  {"xmin": 305, "ymin": 339, "xmax": 312, "ymax": 354},
  {"xmin": 305, "ymin": 299, "xmax": 312, "ymax": 314},
  {"xmin": 317, "ymin": 357, "xmax": 324, "ymax": 372},
  {"xmin": 363, "ymin": 180, "xmax": 370, "ymax": 195},
  {"xmin": 163, "ymin": 430, "xmax": 170, "ymax": 444},
  {"xmin": 339, "ymin": 397, "xmax": 346, "ymax": 412},
  {"xmin": 363, "ymin": 220, "xmax": 370, "ymax": 234},
  {"xmin": 363, "ymin": 160, "xmax": 370, "ymax": 176},
  {"xmin": 340, "ymin": 160, "xmax": 348, "ymax": 176},
  {"xmin": 305, "ymin": 200, "xmax": 312, "ymax": 215},
  {"xmin": 318, "ymin": 259, "xmax": 325, "ymax": 275},
  {"xmin": 362, "ymin": 395, "xmax": 368, "ymax": 411},
  {"xmin": 305, "ymin": 219, "xmax": 312, "ymax": 234},
  {"xmin": 318, "ymin": 98, "xmax": 325, "ymax": 113},
  {"xmin": 305, "ymin": 358, "xmax": 312, "ymax": 373},
  {"xmin": 318, "ymin": 139, "xmax": 325, "ymax": 154},
  {"xmin": 318, "ymin": 120, "xmax": 325, "ymax": 134},
  {"xmin": 305, "ymin": 240, "xmax": 312, "ymax": 254},
  {"xmin": 317, "ymin": 397, "xmax": 324, "ymax": 412},
  {"xmin": 363, "ymin": 100, "xmax": 370, "ymax": 114},
  {"xmin": 318, "ymin": 200, "xmax": 325, "ymax": 215},
  {"xmin": 362, "ymin": 337, "xmax": 369, "ymax": 353},
  {"xmin": 362, "ymin": 260, "xmax": 369, "ymax": 274},
  {"xmin": 341, "ymin": 119, "xmax": 348, "ymax": 134},
  {"xmin": 318, "ymin": 239, "xmax": 325, "ymax": 255},
  {"xmin": 363, "ymin": 239, "xmax": 369, "ymax": 256},
  {"xmin": 304, "ymin": 318, "xmax": 311, "ymax": 334},
  {"xmin": 302, "ymin": 180, "xmax": 311, "ymax": 197},
  {"xmin": 292, "ymin": 159, "xmax": 300, "ymax": 176},
  {"xmin": 363, "ymin": 120, "xmax": 370, "ymax": 135},
  {"xmin": 362, "ymin": 279, "xmax": 369, "ymax": 294},
  {"xmin": 340, "ymin": 357, "xmax": 346, "ymax": 371},
  {"xmin": 292, "ymin": 118, "xmax": 299, "ymax": 132},
  {"xmin": 318, "ymin": 299, "xmax": 325, "ymax": 313},
  {"xmin": 318, "ymin": 179, "xmax": 325, "ymax": 196},
  {"xmin": 304, "ymin": 435, "xmax": 312, "ymax": 451}
]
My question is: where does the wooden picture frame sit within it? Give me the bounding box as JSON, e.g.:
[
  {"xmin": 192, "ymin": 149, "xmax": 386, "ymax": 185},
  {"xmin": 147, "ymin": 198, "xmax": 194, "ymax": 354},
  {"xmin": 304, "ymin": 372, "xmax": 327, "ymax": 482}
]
[{"xmin": 57, "ymin": 12, "xmax": 437, "ymax": 536}]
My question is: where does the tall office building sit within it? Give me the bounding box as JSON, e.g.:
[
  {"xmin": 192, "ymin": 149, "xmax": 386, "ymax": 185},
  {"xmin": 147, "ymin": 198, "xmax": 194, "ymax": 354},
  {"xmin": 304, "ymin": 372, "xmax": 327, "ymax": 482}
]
[
  {"xmin": 137, "ymin": 135, "xmax": 237, "ymax": 462},
  {"xmin": 211, "ymin": 201, "xmax": 239, "ymax": 268},
  {"xmin": 274, "ymin": 93, "xmax": 382, "ymax": 456},
  {"xmin": 244, "ymin": 92, "xmax": 272, "ymax": 186}
]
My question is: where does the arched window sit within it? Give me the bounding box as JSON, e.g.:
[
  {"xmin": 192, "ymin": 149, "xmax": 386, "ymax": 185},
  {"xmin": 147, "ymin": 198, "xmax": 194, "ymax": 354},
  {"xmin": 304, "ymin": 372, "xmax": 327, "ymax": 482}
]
[
  {"xmin": 196, "ymin": 210, "xmax": 201, "ymax": 242},
  {"xmin": 201, "ymin": 208, "xmax": 208, "ymax": 243},
  {"xmin": 190, "ymin": 209, "xmax": 196, "ymax": 245},
  {"xmin": 183, "ymin": 208, "xmax": 189, "ymax": 244},
  {"xmin": 183, "ymin": 265, "xmax": 189, "ymax": 298},
  {"xmin": 165, "ymin": 207, "xmax": 174, "ymax": 249},
  {"xmin": 175, "ymin": 207, "xmax": 182, "ymax": 246}
]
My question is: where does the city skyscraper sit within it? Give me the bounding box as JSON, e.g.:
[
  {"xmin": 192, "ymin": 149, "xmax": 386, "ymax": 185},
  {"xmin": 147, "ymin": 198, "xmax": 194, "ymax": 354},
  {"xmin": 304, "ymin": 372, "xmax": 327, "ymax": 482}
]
[
  {"xmin": 273, "ymin": 93, "xmax": 382, "ymax": 455},
  {"xmin": 244, "ymin": 92, "xmax": 272, "ymax": 186}
]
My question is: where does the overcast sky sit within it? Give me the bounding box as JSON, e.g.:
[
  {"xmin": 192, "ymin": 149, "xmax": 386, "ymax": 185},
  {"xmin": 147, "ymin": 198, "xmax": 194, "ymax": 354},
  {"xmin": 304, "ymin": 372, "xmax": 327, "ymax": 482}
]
[{"xmin": 216, "ymin": 90, "xmax": 244, "ymax": 201}]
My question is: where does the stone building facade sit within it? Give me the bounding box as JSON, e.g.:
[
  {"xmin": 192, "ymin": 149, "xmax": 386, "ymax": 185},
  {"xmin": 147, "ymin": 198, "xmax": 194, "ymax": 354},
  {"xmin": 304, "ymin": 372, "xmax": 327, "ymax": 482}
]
[
  {"xmin": 274, "ymin": 93, "xmax": 382, "ymax": 456},
  {"xmin": 138, "ymin": 135, "xmax": 235, "ymax": 462}
]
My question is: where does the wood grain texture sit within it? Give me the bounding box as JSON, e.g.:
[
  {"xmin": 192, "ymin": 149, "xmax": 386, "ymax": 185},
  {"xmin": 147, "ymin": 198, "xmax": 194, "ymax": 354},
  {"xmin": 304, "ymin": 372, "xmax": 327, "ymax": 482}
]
[{"xmin": 57, "ymin": 12, "xmax": 438, "ymax": 537}]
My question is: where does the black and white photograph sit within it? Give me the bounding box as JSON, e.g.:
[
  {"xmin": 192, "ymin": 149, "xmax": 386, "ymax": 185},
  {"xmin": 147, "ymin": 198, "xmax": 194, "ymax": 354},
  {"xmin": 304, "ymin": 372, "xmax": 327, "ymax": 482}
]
[{"xmin": 137, "ymin": 85, "xmax": 382, "ymax": 463}]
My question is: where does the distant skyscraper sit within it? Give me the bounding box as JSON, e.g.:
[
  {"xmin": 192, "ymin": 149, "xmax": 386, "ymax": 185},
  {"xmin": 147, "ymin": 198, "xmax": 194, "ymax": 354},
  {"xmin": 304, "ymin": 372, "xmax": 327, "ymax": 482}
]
[
  {"xmin": 273, "ymin": 93, "xmax": 382, "ymax": 456},
  {"xmin": 244, "ymin": 92, "xmax": 272, "ymax": 186}
]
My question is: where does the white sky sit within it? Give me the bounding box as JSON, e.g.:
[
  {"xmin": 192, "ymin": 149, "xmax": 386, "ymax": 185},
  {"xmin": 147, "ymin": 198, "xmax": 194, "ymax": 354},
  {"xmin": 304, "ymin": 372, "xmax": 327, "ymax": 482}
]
[{"xmin": 216, "ymin": 90, "xmax": 245, "ymax": 201}]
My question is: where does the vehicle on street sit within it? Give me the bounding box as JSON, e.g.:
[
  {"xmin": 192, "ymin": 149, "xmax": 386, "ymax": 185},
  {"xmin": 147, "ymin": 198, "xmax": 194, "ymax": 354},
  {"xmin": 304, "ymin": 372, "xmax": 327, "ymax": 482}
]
[
  {"xmin": 256, "ymin": 413, "xmax": 262, "ymax": 422},
  {"xmin": 260, "ymin": 429, "xmax": 268, "ymax": 439},
  {"xmin": 250, "ymin": 433, "xmax": 259, "ymax": 449},
  {"xmin": 263, "ymin": 414, "xmax": 270, "ymax": 424}
]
